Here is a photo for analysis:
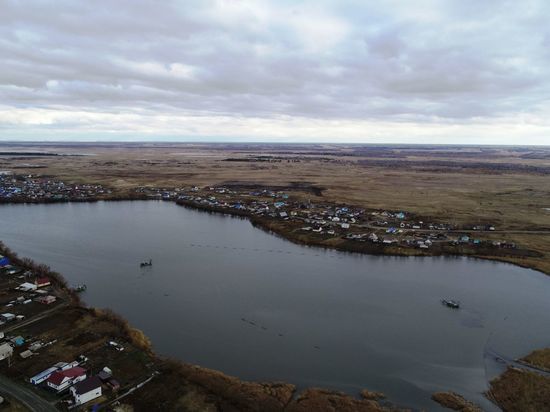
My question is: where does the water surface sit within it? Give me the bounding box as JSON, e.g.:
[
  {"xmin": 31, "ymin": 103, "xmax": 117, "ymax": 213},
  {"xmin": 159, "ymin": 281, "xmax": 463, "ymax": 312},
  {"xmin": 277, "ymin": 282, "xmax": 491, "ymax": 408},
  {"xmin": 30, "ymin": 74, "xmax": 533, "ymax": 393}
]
[{"xmin": 2, "ymin": 201, "xmax": 550, "ymax": 410}]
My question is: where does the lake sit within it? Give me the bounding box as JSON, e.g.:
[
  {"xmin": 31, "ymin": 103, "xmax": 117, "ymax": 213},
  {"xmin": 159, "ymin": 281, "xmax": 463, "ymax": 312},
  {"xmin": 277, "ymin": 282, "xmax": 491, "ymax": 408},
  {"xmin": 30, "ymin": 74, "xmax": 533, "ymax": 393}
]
[{"xmin": 2, "ymin": 201, "xmax": 550, "ymax": 410}]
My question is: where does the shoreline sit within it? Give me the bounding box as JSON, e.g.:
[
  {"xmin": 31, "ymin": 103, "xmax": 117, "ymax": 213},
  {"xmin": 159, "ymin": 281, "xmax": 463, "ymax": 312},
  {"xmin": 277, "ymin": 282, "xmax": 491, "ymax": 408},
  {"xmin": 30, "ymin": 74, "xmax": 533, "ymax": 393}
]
[
  {"xmin": 1, "ymin": 195, "xmax": 547, "ymax": 276},
  {"xmin": 0, "ymin": 241, "xmax": 406, "ymax": 411},
  {"xmin": 0, "ymin": 199, "xmax": 548, "ymax": 410},
  {"xmin": 174, "ymin": 198, "xmax": 550, "ymax": 276}
]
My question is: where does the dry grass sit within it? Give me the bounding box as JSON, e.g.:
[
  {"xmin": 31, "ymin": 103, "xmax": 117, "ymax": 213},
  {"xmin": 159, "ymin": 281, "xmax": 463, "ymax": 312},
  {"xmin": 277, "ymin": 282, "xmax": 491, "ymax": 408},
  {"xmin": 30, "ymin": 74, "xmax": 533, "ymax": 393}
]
[
  {"xmin": 432, "ymin": 392, "xmax": 482, "ymax": 412},
  {"xmin": 522, "ymin": 348, "xmax": 550, "ymax": 371},
  {"xmin": 487, "ymin": 368, "xmax": 550, "ymax": 412}
]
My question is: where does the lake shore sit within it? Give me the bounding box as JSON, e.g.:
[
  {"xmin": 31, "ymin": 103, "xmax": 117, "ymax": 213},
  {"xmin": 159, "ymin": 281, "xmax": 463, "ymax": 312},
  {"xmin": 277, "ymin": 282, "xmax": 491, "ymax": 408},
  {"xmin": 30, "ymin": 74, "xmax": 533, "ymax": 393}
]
[
  {"xmin": 2, "ymin": 192, "xmax": 547, "ymax": 276},
  {"xmin": 1, "ymin": 197, "xmax": 549, "ymax": 410},
  {"xmin": 0, "ymin": 241, "xmax": 406, "ymax": 411},
  {"xmin": 174, "ymin": 198, "xmax": 550, "ymax": 276}
]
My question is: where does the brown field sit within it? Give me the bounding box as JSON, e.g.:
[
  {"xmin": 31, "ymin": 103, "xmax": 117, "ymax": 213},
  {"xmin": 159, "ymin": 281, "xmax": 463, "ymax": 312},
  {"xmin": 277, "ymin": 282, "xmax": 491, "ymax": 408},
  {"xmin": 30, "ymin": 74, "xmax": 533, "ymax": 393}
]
[
  {"xmin": 487, "ymin": 368, "xmax": 550, "ymax": 412},
  {"xmin": 1, "ymin": 142, "xmax": 549, "ymax": 274}
]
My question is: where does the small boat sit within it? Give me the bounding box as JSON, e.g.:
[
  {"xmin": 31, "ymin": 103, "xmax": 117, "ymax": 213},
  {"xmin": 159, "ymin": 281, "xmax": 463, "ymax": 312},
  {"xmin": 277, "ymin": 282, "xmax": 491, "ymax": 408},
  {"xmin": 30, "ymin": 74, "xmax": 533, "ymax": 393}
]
[
  {"xmin": 441, "ymin": 299, "xmax": 460, "ymax": 309},
  {"xmin": 140, "ymin": 259, "xmax": 152, "ymax": 267},
  {"xmin": 74, "ymin": 284, "xmax": 87, "ymax": 293}
]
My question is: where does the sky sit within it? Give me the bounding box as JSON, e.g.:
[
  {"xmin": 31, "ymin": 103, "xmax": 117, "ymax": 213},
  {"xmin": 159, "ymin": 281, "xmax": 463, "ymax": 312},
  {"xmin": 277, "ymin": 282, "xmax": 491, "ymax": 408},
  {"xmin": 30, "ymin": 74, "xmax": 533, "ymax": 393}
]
[{"xmin": 1, "ymin": 0, "xmax": 549, "ymax": 144}]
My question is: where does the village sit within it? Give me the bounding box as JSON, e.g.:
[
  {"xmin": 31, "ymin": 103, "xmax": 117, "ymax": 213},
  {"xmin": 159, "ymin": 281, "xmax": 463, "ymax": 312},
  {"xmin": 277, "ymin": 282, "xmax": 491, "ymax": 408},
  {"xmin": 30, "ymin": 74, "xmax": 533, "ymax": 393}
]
[
  {"xmin": 0, "ymin": 173, "xmax": 109, "ymax": 203},
  {"xmin": 134, "ymin": 185, "xmax": 519, "ymax": 255},
  {"xmin": 0, "ymin": 172, "xmax": 519, "ymax": 255},
  {"xmin": 0, "ymin": 176, "xmax": 535, "ymax": 410},
  {"xmin": 0, "ymin": 251, "xmax": 159, "ymax": 410}
]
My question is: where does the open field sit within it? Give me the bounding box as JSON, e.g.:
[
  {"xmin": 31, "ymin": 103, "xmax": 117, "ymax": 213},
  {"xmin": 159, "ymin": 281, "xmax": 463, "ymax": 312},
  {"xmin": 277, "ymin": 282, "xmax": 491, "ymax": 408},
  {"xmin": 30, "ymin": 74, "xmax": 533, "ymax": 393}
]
[{"xmin": 2, "ymin": 142, "xmax": 549, "ymax": 274}]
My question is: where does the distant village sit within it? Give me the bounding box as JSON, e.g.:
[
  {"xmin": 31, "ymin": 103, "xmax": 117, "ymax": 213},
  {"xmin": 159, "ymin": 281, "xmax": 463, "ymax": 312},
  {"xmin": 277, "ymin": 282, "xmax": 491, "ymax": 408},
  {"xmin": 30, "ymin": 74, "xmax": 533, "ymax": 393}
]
[
  {"xmin": 0, "ymin": 173, "xmax": 109, "ymax": 202},
  {"xmin": 0, "ymin": 172, "xmax": 517, "ymax": 255},
  {"xmin": 135, "ymin": 185, "xmax": 517, "ymax": 252}
]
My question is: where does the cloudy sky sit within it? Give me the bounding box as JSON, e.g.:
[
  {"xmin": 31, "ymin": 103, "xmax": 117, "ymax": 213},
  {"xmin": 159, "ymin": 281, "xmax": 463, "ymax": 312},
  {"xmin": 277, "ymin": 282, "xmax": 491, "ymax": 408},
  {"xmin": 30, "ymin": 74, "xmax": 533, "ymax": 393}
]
[{"xmin": 1, "ymin": 0, "xmax": 549, "ymax": 144}]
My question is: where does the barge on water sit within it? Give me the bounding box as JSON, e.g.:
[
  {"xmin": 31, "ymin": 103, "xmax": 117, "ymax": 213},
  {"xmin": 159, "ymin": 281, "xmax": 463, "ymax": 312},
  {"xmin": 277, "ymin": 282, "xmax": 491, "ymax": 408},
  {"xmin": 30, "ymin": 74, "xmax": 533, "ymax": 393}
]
[{"xmin": 441, "ymin": 299, "xmax": 460, "ymax": 309}]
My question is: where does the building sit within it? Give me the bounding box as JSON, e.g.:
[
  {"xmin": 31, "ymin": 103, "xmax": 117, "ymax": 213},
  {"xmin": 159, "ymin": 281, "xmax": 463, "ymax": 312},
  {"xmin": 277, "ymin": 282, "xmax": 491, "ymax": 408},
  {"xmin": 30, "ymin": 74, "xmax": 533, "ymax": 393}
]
[
  {"xmin": 10, "ymin": 336, "xmax": 24, "ymax": 346},
  {"xmin": 18, "ymin": 282, "xmax": 37, "ymax": 292},
  {"xmin": 0, "ymin": 343, "xmax": 13, "ymax": 361},
  {"xmin": 35, "ymin": 295, "xmax": 56, "ymax": 305},
  {"xmin": 35, "ymin": 277, "xmax": 51, "ymax": 288},
  {"xmin": 0, "ymin": 256, "xmax": 9, "ymax": 267},
  {"xmin": 70, "ymin": 376, "xmax": 102, "ymax": 405},
  {"xmin": 1, "ymin": 313, "xmax": 15, "ymax": 322},
  {"xmin": 107, "ymin": 378, "xmax": 120, "ymax": 391},
  {"xmin": 47, "ymin": 366, "xmax": 87, "ymax": 392},
  {"xmin": 30, "ymin": 366, "xmax": 59, "ymax": 385}
]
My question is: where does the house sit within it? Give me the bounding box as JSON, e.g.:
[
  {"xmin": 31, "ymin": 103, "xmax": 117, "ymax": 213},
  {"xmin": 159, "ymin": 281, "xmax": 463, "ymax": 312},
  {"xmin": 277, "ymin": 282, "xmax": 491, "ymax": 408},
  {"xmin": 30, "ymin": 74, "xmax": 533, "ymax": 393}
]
[
  {"xmin": 35, "ymin": 295, "xmax": 56, "ymax": 305},
  {"xmin": 107, "ymin": 378, "xmax": 120, "ymax": 391},
  {"xmin": 1, "ymin": 313, "xmax": 15, "ymax": 322},
  {"xmin": 47, "ymin": 366, "xmax": 87, "ymax": 392},
  {"xmin": 30, "ymin": 366, "xmax": 59, "ymax": 385},
  {"xmin": 35, "ymin": 277, "xmax": 51, "ymax": 288},
  {"xmin": 341, "ymin": 223, "xmax": 350, "ymax": 229},
  {"xmin": 0, "ymin": 256, "xmax": 9, "ymax": 268},
  {"xmin": 3, "ymin": 266, "xmax": 22, "ymax": 276},
  {"xmin": 70, "ymin": 376, "xmax": 102, "ymax": 405},
  {"xmin": 11, "ymin": 336, "xmax": 24, "ymax": 346},
  {"xmin": 29, "ymin": 361, "xmax": 78, "ymax": 385},
  {"xmin": 97, "ymin": 370, "xmax": 112, "ymax": 382},
  {"xmin": 0, "ymin": 343, "xmax": 13, "ymax": 361},
  {"xmin": 18, "ymin": 282, "xmax": 37, "ymax": 292},
  {"xmin": 56, "ymin": 361, "xmax": 79, "ymax": 371}
]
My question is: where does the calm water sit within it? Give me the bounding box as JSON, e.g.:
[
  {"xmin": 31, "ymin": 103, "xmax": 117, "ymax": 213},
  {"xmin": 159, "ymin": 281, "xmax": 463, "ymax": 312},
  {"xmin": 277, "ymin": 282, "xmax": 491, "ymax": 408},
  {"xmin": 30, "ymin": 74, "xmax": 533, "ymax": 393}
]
[{"xmin": 2, "ymin": 201, "xmax": 550, "ymax": 410}]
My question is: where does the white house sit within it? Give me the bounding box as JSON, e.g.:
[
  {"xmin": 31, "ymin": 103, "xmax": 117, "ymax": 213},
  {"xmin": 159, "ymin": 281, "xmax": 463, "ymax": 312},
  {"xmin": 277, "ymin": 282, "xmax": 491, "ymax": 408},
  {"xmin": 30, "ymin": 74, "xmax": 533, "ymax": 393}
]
[
  {"xmin": 70, "ymin": 376, "xmax": 102, "ymax": 405},
  {"xmin": 0, "ymin": 343, "xmax": 13, "ymax": 361},
  {"xmin": 18, "ymin": 282, "xmax": 37, "ymax": 292}
]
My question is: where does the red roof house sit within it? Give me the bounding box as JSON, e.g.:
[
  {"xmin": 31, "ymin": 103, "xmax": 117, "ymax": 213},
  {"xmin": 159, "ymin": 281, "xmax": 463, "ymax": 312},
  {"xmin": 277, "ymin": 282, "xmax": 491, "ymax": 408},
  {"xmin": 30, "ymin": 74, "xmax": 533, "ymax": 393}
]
[
  {"xmin": 35, "ymin": 277, "xmax": 51, "ymax": 287},
  {"xmin": 47, "ymin": 366, "xmax": 87, "ymax": 392}
]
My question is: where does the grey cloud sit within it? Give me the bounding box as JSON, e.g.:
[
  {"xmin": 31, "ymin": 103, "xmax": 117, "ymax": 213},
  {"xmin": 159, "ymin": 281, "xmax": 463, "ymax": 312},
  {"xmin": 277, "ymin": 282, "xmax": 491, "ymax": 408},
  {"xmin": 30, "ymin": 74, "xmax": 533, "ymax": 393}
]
[{"xmin": 1, "ymin": 0, "xmax": 549, "ymax": 141}]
